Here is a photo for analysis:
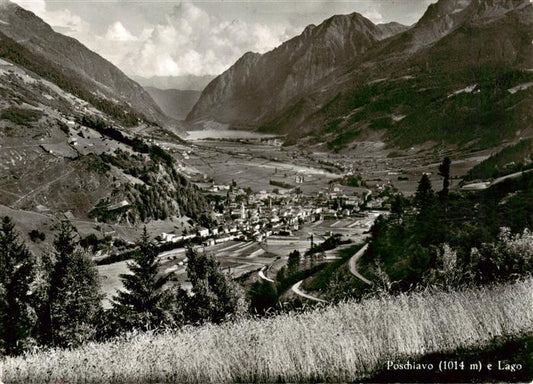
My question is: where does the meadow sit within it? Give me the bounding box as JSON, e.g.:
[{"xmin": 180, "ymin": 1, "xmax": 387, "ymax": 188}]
[{"xmin": 1, "ymin": 276, "xmax": 531, "ymax": 383}]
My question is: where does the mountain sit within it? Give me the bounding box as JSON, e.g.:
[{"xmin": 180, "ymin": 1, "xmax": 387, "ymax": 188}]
[
  {"xmin": 376, "ymin": 22, "xmax": 411, "ymax": 39},
  {"xmin": 308, "ymin": 0, "xmax": 533, "ymax": 150},
  {"xmin": 144, "ymin": 87, "xmax": 201, "ymax": 121},
  {"xmin": 187, "ymin": 0, "xmax": 533, "ymax": 151},
  {"xmin": 133, "ymin": 75, "xmax": 216, "ymax": 92},
  {"xmin": 0, "ymin": 0, "xmax": 167, "ymax": 125},
  {"xmin": 187, "ymin": 12, "xmax": 406, "ymax": 127},
  {"xmin": 0, "ymin": 6, "xmax": 210, "ymax": 247}
]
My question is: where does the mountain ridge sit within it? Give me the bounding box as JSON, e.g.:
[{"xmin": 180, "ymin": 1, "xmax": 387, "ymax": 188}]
[
  {"xmin": 0, "ymin": 10, "xmax": 210, "ymax": 242},
  {"xmin": 0, "ymin": 0, "xmax": 168, "ymax": 124},
  {"xmin": 187, "ymin": 12, "xmax": 404, "ymax": 126},
  {"xmin": 187, "ymin": 0, "xmax": 533, "ymax": 151}
]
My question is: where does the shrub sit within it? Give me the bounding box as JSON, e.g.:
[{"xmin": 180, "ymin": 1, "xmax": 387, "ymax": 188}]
[
  {"xmin": 0, "ymin": 107, "xmax": 42, "ymax": 126},
  {"xmin": 28, "ymin": 229, "xmax": 45, "ymax": 242}
]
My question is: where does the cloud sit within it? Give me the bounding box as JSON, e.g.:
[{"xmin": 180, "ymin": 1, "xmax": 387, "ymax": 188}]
[
  {"xmin": 105, "ymin": 21, "xmax": 137, "ymax": 41},
  {"xmin": 11, "ymin": 0, "xmax": 88, "ymax": 35},
  {"xmin": 8, "ymin": 0, "xmax": 434, "ymax": 78},
  {"xmin": 109, "ymin": 1, "xmax": 296, "ymax": 77},
  {"xmin": 10, "ymin": 0, "xmax": 45, "ymax": 14},
  {"xmin": 362, "ymin": 10, "xmax": 384, "ymax": 24}
]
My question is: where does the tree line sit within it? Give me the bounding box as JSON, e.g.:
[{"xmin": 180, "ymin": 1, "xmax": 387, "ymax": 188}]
[
  {"xmin": 0, "ymin": 218, "xmax": 242, "ymax": 356},
  {"xmin": 362, "ymin": 157, "xmax": 533, "ymax": 292}
]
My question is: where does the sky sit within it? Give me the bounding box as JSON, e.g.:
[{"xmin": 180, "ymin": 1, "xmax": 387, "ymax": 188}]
[{"xmin": 10, "ymin": 0, "xmax": 436, "ymax": 78}]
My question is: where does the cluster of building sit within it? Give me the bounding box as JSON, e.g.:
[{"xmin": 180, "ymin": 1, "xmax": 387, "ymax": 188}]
[{"xmin": 158, "ymin": 181, "xmax": 392, "ymax": 246}]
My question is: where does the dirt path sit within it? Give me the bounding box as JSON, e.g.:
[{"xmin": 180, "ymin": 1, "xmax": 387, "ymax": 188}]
[
  {"xmin": 348, "ymin": 244, "xmax": 372, "ymax": 285},
  {"xmin": 12, "ymin": 168, "xmax": 76, "ymax": 207}
]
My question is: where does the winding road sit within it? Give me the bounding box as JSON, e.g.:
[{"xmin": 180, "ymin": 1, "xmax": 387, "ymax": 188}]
[
  {"xmin": 348, "ymin": 243, "xmax": 372, "ymax": 285},
  {"xmin": 269, "ymin": 244, "xmax": 372, "ymax": 303},
  {"xmin": 291, "ymin": 280, "xmax": 327, "ymax": 303},
  {"xmin": 462, "ymin": 168, "xmax": 533, "ymax": 191},
  {"xmin": 258, "ymin": 266, "xmax": 274, "ymax": 283}
]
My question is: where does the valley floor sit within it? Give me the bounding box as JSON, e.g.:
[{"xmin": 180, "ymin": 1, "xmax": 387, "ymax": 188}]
[{"xmin": 2, "ymin": 277, "xmax": 531, "ymax": 383}]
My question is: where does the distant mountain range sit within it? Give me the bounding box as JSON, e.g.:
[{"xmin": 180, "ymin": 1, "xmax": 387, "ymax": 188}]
[
  {"xmin": 133, "ymin": 75, "xmax": 216, "ymax": 92},
  {"xmin": 144, "ymin": 87, "xmax": 201, "ymax": 121},
  {"xmin": 187, "ymin": 0, "xmax": 533, "ymax": 150}
]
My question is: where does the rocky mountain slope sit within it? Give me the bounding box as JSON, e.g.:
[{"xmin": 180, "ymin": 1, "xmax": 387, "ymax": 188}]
[
  {"xmin": 0, "ymin": 21, "xmax": 209, "ymax": 241},
  {"xmin": 144, "ymin": 87, "xmax": 201, "ymax": 121},
  {"xmin": 187, "ymin": 0, "xmax": 533, "ymax": 151},
  {"xmin": 0, "ymin": 0, "xmax": 168, "ymax": 125},
  {"xmin": 187, "ymin": 12, "xmax": 407, "ymax": 127}
]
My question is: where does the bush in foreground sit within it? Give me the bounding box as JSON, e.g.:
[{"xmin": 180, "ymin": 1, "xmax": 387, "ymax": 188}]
[{"xmin": 1, "ymin": 277, "xmax": 531, "ymax": 383}]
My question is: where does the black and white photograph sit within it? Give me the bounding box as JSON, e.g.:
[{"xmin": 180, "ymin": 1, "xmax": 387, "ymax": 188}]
[{"xmin": 0, "ymin": 0, "xmax": 532, "ymax": 382}]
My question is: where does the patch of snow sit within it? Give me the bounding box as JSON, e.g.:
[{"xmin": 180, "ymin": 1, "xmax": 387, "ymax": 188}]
[
  {"xmin": 0, "ymin": 20, "xmax": 9, "ymax": 25},
  {"xmin": 447, "ymin": 84, "xmax": 478, "ymax": 98},
  {"xmin": 43, "ymin": 94, "xmax": 54, "ymax": 100},
  {"xmin": 0, "ymin": 58, "xmax": 12, "ymax": 66},
  {"xmin": 508, "ymin": 82, "xmax": 533, "ymax": 94}
]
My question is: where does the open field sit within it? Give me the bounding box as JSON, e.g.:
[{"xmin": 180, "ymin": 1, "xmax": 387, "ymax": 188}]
[
  {"xmin": 97, "ymin": 212, "xmax": 380, "ymax": 306},
  {"xmin": 165, "ymin": 133, "xmax": 504, "ymax": 196},
  {"xmin": 184, "ymin": 129, "xmax": 279, "ymax": 141},
  {"xmin": 2, "ymin": 277, "xmax": 531, "ymax": 383},
  {"xmin": 0, "ymin": 204, "xmax": 58, "ymax": 257},
  {"xmin": 98, "ymin": 240, "xmax": 279, "ymax": 306},
  {"xmin": 182, "ymin": 141, "xmax": 340, "ymax": 194}
]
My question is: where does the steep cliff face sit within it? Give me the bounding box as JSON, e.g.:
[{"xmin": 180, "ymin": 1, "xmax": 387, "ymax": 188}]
[
  {"xmin": 187, "ymin": 12, "xmax": 403, "ymax": 126},
  {"xmin": 0, "ymin": 1, "xmax": 167, "ymax": 124}
]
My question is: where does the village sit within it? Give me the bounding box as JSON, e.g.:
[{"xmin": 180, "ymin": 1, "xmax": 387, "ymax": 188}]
[{"xmin": 156, "ymin": 176, "xmax": 392, "ymax": 248}]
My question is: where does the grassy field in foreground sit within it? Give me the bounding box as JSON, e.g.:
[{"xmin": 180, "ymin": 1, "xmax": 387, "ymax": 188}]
[{"xmin": 1, "ymin": 278, "xmax": 532, "ymax": 383}]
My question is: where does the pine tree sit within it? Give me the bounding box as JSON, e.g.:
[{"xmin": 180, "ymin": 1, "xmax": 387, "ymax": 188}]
[
  {"xmin": 414, "ymin": 174, "xmax": 440, "ymax": 245},
  {"xmin": 47, "ymin": 222, "xmax": 102, "ymax": 348},
  {"xmin": 287, "ymin": 250, "xmax": 301, "ymax": 274},
  {"xmin": 414, "ymin": 173, "xmax": 434, "ymax": 212},
  {"xmin": 0, "ymin": 216, "xmax": 36, "ymax": 355},
  {"xmin": 390, "ymin": 194, "xmax": 407, "ymax": 219},
  {"xmin": 438, "ymin": 157, "xmax": 451, "ymax": 201},
  {"xmin": 186, "ymin": 247, "xmax": 242, "ymax": 324},
  {"xmin": 112, "ymin": 227, "xmax": 171, "ymax": 331}
]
